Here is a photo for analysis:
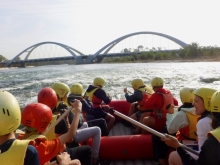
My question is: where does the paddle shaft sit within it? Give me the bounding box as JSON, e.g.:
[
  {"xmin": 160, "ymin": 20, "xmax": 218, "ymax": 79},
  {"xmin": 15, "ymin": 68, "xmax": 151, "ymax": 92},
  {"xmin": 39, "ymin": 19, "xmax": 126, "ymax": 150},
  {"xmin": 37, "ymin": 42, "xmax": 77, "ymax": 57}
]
[
  {"xmin": 113, "ymin": 110, "xmax": 199, "ymax": 156},
  {"xmin": 42, "ymin": 107, "xmax": 73, "ymax": 136}
]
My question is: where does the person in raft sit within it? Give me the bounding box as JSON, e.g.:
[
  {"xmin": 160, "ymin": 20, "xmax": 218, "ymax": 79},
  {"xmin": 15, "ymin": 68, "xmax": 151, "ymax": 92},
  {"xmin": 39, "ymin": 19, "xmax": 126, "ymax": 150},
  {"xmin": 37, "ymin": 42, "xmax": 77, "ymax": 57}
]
[
  {"xmin": 151, "ymin": 87, "xmax": 199, "ymax": 165},
  {"xmin": 141, "ymin": 77, "xmax": 178, "ymax": 133},
  {"xmin": 37, "ymin": 86, "xmax": 93, "ymax": 165},
  {"xmin": 54, "ymin": 83, "xmax": 101, "ymax": 165},
  {"xmin": 18, "ymin": 100, "xmax": 82, "ymax": 165},
  {"xmin": 166, "ymin": 87, "xmax": 217, "ymax": 165},
  {"xmin": 0, "ymin": 90, "xmax": 40, "ymax": 165},
  {"xmin": 124, "ymin": 78, "xmax": 154, "ymax": 134},
  {"xmin": 161, "ymin": 89, "xmax": 220, "ymax": 165},
  {"xmin": 68, "ymin": 83, "xmax": 108, "ymax": 136},
  {"xmin": 85, "ymin": 77, "xmax": 115, "ymax": 133}
]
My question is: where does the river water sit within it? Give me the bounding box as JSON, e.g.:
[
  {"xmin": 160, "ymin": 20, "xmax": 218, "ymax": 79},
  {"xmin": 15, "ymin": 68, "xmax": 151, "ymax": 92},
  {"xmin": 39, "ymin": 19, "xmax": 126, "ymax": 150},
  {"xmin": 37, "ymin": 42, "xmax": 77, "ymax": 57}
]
[{"xmin": 1, "ymin": 62, "xmax": 220, "ymax": 108}]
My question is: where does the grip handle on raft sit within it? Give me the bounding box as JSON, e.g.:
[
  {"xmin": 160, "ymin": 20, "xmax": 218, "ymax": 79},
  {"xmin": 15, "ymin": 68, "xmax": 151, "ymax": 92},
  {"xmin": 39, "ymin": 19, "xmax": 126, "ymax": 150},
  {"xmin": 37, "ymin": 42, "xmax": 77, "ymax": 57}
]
[
  {"xmin": 42, "ymin": 107, "xmax": 73, "ymax": 136},
  {"xmin": 113, "ymin": 110, "xmax": 199, "ymax": 156}
]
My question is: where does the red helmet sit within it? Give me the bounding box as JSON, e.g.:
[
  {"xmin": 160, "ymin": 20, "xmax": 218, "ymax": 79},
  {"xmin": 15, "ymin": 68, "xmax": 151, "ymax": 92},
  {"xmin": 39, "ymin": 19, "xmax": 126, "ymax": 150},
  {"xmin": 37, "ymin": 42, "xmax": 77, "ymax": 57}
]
[
  {"xmin": 38, "ymin": 87, "xmax": 58, "ymax": 109},
  {"xmin": 21, "ymin": 103, "xmax": 53, "ymax": 133}
]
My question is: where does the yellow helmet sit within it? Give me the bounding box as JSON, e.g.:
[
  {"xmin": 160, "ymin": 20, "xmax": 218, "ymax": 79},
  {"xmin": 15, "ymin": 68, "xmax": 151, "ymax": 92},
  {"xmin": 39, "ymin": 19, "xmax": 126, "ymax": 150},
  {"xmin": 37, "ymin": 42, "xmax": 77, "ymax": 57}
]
[
  {"xmin": 131, "ymin": 79, "xmax": 144, "ymax": 90},
  {"xmin": 194, "ymin": 87, "xmax": 217, "ymax": 111},
  {"xmin": 144, "ymin": 84, "xmax": 154, "ymax": 94},
  {"xmin": 179, "ymin": 87, "xmax": 196, "ymax": 104},
  {"xmin": 151, "ymin": 77, "xmax": 164, "ymax": 87},
  {"xmin": 0, "ymin": 90, "xmax": 21, "ymax": 136},
  {"xmin": 210, "ymin": 91, "xmax": 220, "ymax": 113},
  {"xmin": 93, "ymin": 77, "xmax": 106, "ymax": 87},
  {"xmin": 51, "ymin": 82, "xmax": 70, "ymax": 98},
  {"xmin": 70, "ymin": 83, "xmax": 84, "ymax": 96}
]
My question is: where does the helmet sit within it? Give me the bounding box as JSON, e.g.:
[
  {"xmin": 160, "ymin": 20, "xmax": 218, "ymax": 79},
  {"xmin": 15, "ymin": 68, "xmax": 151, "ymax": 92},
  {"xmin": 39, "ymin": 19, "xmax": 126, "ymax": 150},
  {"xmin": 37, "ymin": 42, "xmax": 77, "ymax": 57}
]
[
  {"xmin": 151, "ymin": 77, "xmax": 164, "ymax": 87},
  {"xmin": 179, "ymin": 87, "xmax": 196, "ymax": 104},
  {"xmin": 144, "ymin": 84, "xmax": 154, "ymax": 94},
  {"xmin": 70, "ymin": 83, "xmax": 84, "ymax": 96},
  {"xmin": 21, "ymin": 103, "xmax": 52, "ymax": 133},
  {"xmin": 194, "ymin": 87, "xmax": 217, "ymax": 111},
  {"xmin": 0, "ymin": 90, "xmax": 21, "ymax": 136},
  {"xmin": 51, "ymin": 82, "xmax": 70, "ymax": 98},
  {"xmin": 38, "ymin": 87, "xmax": 58, "ymax": 109},
  {"xmin": 131, "ymin": 79, "xmax": 144, "ymax": 90},
  {"xmin": 210, "ymin": 91, "xmax": 220, "ymax": 113},
  {"xmin": 93, "ymin": 77, "xmax": 106, "ymax": 87}
]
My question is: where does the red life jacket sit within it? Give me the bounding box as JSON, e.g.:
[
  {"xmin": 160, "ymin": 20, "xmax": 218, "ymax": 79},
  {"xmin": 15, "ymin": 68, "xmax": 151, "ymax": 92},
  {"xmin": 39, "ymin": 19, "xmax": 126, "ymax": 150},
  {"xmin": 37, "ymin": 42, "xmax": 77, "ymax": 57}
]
[
  {"xmin": 155, "ymin": 92, "xmax": 174, "ymax": 118},
  {"xmin": 86, "ymin": 87, "xmax": 102, "ymax": 108}
]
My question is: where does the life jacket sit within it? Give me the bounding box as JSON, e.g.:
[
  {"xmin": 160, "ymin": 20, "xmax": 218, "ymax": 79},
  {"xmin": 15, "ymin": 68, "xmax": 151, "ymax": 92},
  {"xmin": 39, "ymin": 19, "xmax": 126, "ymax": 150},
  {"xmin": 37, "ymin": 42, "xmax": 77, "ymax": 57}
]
[
  {"xmin": 44, "ymin": 114, "xmax": 58, "ymax": 140},
  {"xmin": 137, "ymin": 85, "xmax": 149, "ymax": 110},
  {"xmin": 156, "ymin": 92, "xmax": 174, "ymax": 118},
  {"xmin": 209, "ymin": 126, "xmax": 220, "ymax": 142},
  {"xmin": 0, "ymin": 139, "xmax": 31, "ymax": 165},
  {"xmin": 86, "ymin": 87, "xmax": 101, "ymax": 108},
  {"xmin": 176, "ymin": 111, "xmax": 199, "ymax": 141}
]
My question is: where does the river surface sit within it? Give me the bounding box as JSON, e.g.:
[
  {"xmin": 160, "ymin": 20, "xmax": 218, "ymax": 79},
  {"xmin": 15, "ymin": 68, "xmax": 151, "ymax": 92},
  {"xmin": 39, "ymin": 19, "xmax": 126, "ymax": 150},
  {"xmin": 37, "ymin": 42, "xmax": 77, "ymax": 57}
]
[{"xmin": 1, "ymin": 62, "xmax": 220, "ymax": 108}]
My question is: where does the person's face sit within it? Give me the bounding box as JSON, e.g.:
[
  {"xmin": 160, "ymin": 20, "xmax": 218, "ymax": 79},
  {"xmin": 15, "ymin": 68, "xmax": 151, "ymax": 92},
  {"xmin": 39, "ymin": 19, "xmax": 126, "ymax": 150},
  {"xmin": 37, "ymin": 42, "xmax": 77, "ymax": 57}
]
[{"xmin": 193, "ymin": 95, "xmax": 206, "ymax": 115}]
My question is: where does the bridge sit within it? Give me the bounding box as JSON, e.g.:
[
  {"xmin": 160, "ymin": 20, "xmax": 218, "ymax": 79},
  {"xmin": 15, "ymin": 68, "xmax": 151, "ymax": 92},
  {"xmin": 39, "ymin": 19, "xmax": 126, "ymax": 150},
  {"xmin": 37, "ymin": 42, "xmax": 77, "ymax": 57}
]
[{"xmin": 4, "ymin": 31, "xmax": 188, "ymax": 67}]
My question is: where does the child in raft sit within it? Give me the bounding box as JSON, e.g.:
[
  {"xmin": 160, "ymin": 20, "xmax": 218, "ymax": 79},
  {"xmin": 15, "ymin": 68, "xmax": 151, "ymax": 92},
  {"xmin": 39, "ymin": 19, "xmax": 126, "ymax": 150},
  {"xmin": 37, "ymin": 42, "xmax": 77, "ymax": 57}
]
[
  {"xmin": 0, "ymin": 90, "xmax": 40, "ymax": 165},
  {"xmin": 152, "ymin": 87, "xmax": 199, "ymax": 165},
  {"xmin": 141, "ymin": 77, "xmax": 178, "ymax": 133},
  {"xmin": 38, "ymin": 86, "xmax": 100, "ymax": 165},
  {"xmin": 124, "ymin": 78, "xmax": 154, "ymax": 134},
  {"xmin": 18, "ymin": 100, "xmax": 82, "ymax": 165},
  {"xmin": 163, "ymin": 87, "xmax": 216, "ymax": 165},
  {"xmin": 162, "ymin": 89, "xmax": 220, "ymax": 165}
]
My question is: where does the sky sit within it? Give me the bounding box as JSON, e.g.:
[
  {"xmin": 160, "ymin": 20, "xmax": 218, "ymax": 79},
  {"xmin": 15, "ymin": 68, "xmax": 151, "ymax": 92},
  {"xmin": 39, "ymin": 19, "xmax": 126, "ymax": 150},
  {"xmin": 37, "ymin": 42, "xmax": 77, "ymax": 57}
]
[{"xmin": 0, "ymin": 0, "xmax": 220, "ymax": 60}]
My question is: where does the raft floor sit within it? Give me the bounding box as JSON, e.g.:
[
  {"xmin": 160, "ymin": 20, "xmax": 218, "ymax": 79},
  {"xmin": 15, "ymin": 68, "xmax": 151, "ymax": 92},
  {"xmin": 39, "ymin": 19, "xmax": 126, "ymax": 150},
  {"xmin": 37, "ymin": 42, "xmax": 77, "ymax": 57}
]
[{"xmin": 108, "ymin": 122, "xmax": 154, "ymax": 165}]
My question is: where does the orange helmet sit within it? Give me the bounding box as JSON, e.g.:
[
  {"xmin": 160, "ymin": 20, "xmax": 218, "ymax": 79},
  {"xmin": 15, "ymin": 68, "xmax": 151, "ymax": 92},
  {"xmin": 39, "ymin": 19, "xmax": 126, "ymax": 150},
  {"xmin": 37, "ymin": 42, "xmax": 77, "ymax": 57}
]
[
  {"xmin": 38, "ymin": 87, "xmax": 58, "ymax": 109},
  {"xmin": 21, "ymin": 103, "xmax": 52, "ymax": 133}
]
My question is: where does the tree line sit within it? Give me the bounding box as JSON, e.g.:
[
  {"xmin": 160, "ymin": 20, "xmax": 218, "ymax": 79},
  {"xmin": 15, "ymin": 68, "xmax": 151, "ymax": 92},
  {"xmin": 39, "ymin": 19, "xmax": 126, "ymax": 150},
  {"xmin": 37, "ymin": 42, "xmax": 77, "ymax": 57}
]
[{"xmin": 102, "ymin": 42, "xmax": 220, "ymax": 63}]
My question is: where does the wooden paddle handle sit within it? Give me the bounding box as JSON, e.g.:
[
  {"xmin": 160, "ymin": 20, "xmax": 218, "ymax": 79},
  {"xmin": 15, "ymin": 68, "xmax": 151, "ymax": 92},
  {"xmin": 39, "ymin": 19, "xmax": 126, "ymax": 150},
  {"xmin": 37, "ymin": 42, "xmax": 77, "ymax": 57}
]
[
  {"xmin": 42, "ymin": 107, "xmax": 73, "ymax": 136},
  {"xmin": 113, "ymin": 110, "xmax": 199, "ymax": 156}
]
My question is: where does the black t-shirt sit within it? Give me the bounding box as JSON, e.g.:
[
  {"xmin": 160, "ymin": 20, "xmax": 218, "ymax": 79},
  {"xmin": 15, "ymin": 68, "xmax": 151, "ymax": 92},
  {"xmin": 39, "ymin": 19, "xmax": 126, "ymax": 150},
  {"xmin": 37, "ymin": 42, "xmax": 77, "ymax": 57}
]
[
  {"xmin": 177, "ymin": 134, "xmax": 220, "ymax": 165},
  {"xmin": 0, "ymin": 138, "xmax": 40, "ymax": 165}
]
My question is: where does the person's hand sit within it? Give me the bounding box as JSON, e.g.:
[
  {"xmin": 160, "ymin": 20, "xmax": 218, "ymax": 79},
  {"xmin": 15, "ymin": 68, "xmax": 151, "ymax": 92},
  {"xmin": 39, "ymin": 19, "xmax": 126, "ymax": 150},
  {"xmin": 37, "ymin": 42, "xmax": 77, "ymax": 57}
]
[
  {"xmin": 107, "ymin": 93, "xmax": 112, "ymax": 100},
  {"xmin": 124, "ymin": 87, "xmax": 128, "ymax": 93},
  {"xmin": 102, "ymin": 105, "xmax": 110, "ymax": 112},
  {"xmin": 161, "ymin": 134, "xmax": 181, "ymax": 149},
  {"xmin": 69, "ymin": 99, "xmax": 82, "ymax": 113},
  {"xmin": 56, "ymin": 152, "xmax": 71, "ymax": 165}
]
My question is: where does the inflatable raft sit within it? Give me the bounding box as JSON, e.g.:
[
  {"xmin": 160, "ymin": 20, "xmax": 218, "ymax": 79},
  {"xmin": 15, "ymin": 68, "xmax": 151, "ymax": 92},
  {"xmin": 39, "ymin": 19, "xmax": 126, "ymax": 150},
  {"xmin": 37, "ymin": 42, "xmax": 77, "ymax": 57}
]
[{"xmin": 87, "ymin": 100, "xmax": 154, "ymax": 162}]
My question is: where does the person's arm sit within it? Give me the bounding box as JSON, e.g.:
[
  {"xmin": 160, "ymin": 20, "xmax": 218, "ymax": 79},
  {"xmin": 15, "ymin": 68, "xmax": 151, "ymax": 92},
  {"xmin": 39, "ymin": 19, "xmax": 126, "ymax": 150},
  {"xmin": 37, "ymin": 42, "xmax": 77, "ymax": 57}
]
[
  {"xmin": 95, "ymin": 89, "xmax": 111, "ymax": 104},
  {"xmin": 24, "ymin": 145, "xmax": 40, "ymax": 165},
  {"xmin": 161, "ymin": 134, "xmax": 198, "ymax": 165},
  {"xmin": 124, "ymin": 90, "xmax": 142, "ymax": 103},
  {"xmin": 167, "ymin": 111, "xmax": 189, "ymax": 134},
  {"xmin": 197, "ymin": 117, "xmax": 212, "ymax": 151},
  {"xmin": 58, "ymin": 99, "xmax": 82, "ymax": 146}
]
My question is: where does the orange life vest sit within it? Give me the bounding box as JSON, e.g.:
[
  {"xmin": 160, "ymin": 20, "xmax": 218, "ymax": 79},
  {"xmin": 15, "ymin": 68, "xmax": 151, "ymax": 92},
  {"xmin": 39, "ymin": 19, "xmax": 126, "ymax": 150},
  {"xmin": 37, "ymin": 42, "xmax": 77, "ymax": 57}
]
[
  {"xmin": 156, "ymin": 92, "xmax": 174, "ymax": 118},
  {"xmin": 176, "ymin": 111, "xmax": 199, "ymax": 141},
  {"xmin": 86, "ymin": 87, "xmax": 101, "ymax": 108},
  {"xmin": 137, "ymin": 86, "xmax": 150, "ymax": 110}
]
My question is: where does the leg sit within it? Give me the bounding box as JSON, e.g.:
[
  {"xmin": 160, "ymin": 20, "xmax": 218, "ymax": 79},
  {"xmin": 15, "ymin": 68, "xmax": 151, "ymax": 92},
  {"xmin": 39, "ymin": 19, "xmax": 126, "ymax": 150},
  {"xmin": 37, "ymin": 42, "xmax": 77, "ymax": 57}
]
[
  {"xmin": 128, "ymin": 103, "xmax": 137, "ymax": 116},
  {"xmin": 68, "ymin": 145, "xmax": 92, "ymax": 165},
  {"xmin": 75, "ymin": 127, "xmax": 101, "ymax": 164},
  {"xmin": 168, "ymin": 151, "xmax": 183, "ymax": 165},
  {"xmin": 135, "ymin": 112, "xmax": 151, "ymax": 134},
  {"xmin": 87, "ymin": 118, "xmax": 108, "ymax": 136},
  {"xmin": 105, "ymin": 113, "xmax": 115, "ymax": 133},
  {"xmin": 141, "ymin": 116, "xmax": 155, "ymax": 134}
]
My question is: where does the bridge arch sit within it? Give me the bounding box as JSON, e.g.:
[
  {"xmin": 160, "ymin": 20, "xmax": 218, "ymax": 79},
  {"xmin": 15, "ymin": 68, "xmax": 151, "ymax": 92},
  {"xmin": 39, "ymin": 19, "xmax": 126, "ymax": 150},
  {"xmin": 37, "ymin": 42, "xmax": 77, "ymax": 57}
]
[
  {"xmin": 91, "ymin": 31, "xmax": 188, "ymax": 62},
  {"xmin": 6, "ymin": 41, "xmax": 84, "ymax": 67}
]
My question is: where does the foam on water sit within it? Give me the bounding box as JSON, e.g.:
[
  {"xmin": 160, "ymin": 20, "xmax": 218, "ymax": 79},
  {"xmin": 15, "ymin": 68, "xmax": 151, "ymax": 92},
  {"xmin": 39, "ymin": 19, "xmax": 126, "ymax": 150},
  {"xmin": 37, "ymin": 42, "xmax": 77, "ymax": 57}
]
[{"xmin": 1, "ymin": 62, "xmax": 220, "ymax": 108}]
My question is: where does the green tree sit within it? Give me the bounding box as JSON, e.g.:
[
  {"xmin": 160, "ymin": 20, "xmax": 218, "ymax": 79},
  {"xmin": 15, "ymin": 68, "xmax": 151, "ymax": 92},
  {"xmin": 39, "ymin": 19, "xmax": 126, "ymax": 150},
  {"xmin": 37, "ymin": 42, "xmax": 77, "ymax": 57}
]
[{"xmin": 0, "ymin": 55, "xmax": 8, "ymax": 62}]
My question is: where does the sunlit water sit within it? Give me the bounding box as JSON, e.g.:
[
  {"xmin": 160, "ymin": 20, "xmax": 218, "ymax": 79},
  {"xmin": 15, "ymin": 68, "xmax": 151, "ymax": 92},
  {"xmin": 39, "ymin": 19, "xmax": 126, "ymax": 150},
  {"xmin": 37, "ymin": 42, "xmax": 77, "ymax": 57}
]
[{"xmin": 1, "ymin": 62, "xmax": 220, "ymax": 108}]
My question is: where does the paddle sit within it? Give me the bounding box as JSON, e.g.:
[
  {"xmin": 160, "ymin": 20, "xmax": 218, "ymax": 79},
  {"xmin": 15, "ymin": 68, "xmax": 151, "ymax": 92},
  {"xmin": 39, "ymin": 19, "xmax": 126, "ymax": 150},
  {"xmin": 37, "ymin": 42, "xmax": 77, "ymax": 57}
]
[
  {"xmin": 110, "ymin": 109, "xmax": 199, "ymax": 156},
  {"xmin": 42, "ymin": 106, "xmax": 73, "ymax": 136}
]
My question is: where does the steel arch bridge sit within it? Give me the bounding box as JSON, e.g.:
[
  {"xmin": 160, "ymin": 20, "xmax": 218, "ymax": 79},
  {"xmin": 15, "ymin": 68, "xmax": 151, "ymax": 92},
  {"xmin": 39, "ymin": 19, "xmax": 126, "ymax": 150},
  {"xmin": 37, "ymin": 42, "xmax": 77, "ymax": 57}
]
[
  {"xmin": 81, "ymin": 31, "xmax": 188, "ymax": 64},
  {"xmin": 6, "ymin": 31, "xmax": 188, "ymax": 66},
  {"xmin": 5, "ymin": 41, "xmax": 85, "ymax": 67}
]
